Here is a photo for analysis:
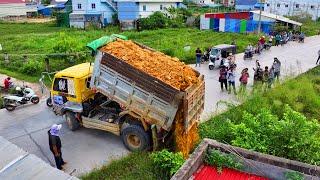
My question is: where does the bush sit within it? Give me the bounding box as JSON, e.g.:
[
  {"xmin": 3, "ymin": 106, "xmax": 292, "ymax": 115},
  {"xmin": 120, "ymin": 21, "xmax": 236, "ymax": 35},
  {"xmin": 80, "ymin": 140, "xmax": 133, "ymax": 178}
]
[
  {"xmin": 140, "ymin": 12, "xmax": 168, "ymax": 30},
  {"xmin": 20, "ymin": 60, "xmax": 42, "ymax": 75},
  {"xmin": 150, "ymin": 149, "xmax": 185, "ymax": 178},
  {"xmin": 201, "ymin": 105, "xmax": 320, "ymax": 165},
  {"xmin": 205, "ymin": 149, "xmax": 243, "ymax": 172}
]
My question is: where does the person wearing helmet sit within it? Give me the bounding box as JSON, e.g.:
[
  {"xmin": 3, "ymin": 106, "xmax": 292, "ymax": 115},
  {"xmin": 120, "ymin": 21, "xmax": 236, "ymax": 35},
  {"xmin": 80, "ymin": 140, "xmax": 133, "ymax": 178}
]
[{"xmin": 48, "ymin": 124, "xmax": 67, "ymax": 170}]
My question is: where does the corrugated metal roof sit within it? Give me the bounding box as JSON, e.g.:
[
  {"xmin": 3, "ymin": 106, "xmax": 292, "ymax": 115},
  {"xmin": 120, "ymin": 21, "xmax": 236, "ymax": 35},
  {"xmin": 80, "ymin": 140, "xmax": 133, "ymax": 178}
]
[
  {"xmin": 0, "ymin": 136, "xmax": 79, "ymax": 180},
  {"xmin": 251, "ymin": 10, "xmax": 302, "ymax": 26},
  {"xmin": 236, "ymin": 0, "xmax": 257, "ymax": 6},
  {"xmin": 193, "ymin": 165, "xmax": 269, "ymax": 180},
  {"xmin": 0, "ymin": 0, "xmax": 25, "ymax": 4}
]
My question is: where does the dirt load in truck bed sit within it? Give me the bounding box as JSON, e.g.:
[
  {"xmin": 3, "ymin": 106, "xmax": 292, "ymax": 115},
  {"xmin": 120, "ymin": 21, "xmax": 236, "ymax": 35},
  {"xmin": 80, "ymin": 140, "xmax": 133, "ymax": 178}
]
[{"xmin": 100, "ymin": 39, "xmax": 199, "ymax": 91}]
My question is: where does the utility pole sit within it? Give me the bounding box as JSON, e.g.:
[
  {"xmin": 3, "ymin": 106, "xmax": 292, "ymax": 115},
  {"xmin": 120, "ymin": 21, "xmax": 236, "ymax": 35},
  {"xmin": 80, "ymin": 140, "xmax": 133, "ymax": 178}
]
[{"xmin": 257, "ymin": 0, "xmax": 263, "ymax": 34}]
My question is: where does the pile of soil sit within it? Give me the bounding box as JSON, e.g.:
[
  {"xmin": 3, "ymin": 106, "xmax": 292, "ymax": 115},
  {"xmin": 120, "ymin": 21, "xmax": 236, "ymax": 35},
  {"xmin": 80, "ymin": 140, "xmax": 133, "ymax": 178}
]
[{"xmin": 100, "ymin": 39, "xmax": 199, "ymax": 91}]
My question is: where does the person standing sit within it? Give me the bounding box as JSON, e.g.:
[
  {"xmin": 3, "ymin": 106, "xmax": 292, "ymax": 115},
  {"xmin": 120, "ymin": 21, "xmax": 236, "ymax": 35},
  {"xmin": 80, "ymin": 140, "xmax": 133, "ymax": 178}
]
[
  {"xmin": 272, "ymin": 57, "xmax": 281, "ymax": 81},
  {"xmin": 48, "ymin": 124, "xmax": 66, "ymax": 170},
  {"xmin": 195, "ymin": 48, "xmax": 202, "ymax": 67},
  {"xmin": 219, "ymin": 66, "xmax": 228, "ymax": 92},
  {"xmin": 239, "ymin": 68, "xmax": 249, "ymax": 93},
  {"xmin": 316, "ymin": 49, "xmax": 320, "ymax": 65},
  {"xmin": 263, "ymin": 66, "xmax": 269, "ymax": 90},
  {"xmin": 3, "ymin": 77, "xmax": 12, "ymax": 90},
  {"xmin": 227, "ymin": 67, "xmax": 236, "ymax": 94},
  {"xmin": 275, "ymin": 34, "xmax": 281, "ymax": 46},
  {"xmin": 268, "ymin": 67, "xmax": 275, "ymax": 88}
]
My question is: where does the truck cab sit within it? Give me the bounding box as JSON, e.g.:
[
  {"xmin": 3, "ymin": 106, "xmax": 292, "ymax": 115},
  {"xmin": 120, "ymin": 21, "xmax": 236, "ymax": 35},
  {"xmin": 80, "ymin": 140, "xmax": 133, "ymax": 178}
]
[
  {"xmin": 50, "ymin": 63, "xmax": 94, "ymax": 110},
  {"xmin": 49, "ymin": 63, "xmax": 154, "ymax": 152}
]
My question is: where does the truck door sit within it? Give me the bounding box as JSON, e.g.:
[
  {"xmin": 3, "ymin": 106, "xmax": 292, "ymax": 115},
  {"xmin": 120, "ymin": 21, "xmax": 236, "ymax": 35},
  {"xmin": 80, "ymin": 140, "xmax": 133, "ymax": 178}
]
[{"xmin": 51, "ymin": 77, "xmax": 77, "ymax": 104}]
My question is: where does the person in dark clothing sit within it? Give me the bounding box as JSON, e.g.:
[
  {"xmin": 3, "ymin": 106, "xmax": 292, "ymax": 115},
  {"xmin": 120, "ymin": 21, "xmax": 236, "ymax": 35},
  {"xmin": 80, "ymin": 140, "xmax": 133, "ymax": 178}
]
[
  {"xmin": 195, "ymin": 48, "xmax": 202, "ymax": 67},
  {"xmin": 219, "ymin": 66, "xmax": 228, "ymax": 91},
  {"xmin": 48, "ymin": 124, "xmax": 66, "ymax": 170}
]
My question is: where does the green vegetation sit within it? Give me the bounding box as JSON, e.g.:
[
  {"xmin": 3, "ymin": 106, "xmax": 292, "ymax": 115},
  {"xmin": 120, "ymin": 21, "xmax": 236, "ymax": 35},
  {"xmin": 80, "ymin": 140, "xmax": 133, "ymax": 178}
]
[
  {"xmin": 200, "ymin": 67, "xmax": 320, "ymax": 165},
  {"xmin": 287, "ymin": 15, "xmax": 320, "ymax": 36},
  {"xmin": 81, "ymin": 152, "xmax": 159, "ymax": 180},
  {"xmin": 150, "ymin": 149, "xmax": 185, "ymax": 178},
  {"xmin": 285, "ymin": 171, "xmax": 304, "ymax": 180},
  {"xmin": 301, "ymin": 21, "xmax": 320, "ymax": 36},
  {"xmin": 0, "ymin": 22, "xmax": 258, "ymax": 81},
  {"xmin": 205, "ymin": 149, "xmax": 243, "ymax": 173}
]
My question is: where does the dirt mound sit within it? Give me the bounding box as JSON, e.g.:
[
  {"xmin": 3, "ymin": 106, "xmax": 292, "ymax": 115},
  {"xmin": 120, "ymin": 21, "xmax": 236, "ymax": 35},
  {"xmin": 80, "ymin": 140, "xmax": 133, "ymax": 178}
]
[{"xmin": 100, "ymin": 39, "xmax": 199, "ymax": 91}]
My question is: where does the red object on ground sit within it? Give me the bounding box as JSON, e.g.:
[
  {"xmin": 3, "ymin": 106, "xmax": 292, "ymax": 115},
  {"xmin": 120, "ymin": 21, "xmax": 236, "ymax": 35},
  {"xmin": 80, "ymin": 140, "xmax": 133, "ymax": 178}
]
[{"xmin": 193, "ymin": 165, "xmax": 269, "ymax": 180}]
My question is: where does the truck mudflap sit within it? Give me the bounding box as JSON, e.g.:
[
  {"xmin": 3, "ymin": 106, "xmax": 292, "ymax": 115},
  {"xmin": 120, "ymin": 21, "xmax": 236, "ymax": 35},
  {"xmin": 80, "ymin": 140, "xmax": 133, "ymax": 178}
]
[{"xmin": 91, "ymin": 52, "xmax": 183, "ymax": 131}]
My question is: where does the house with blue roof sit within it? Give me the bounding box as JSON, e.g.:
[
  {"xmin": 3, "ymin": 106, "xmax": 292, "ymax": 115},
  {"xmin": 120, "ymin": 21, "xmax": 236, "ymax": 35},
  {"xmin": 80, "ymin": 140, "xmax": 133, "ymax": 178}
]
[{"xmin": 69, "ymin": 0, "xmax": 116, "ymax": 28}]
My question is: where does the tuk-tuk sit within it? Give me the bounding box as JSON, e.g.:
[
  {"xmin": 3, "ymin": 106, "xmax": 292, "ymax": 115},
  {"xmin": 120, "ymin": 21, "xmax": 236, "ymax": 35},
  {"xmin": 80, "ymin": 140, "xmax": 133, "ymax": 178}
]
[{"xmin": 208, "ymin": 44, "xmax": 236, "ymax": 70}]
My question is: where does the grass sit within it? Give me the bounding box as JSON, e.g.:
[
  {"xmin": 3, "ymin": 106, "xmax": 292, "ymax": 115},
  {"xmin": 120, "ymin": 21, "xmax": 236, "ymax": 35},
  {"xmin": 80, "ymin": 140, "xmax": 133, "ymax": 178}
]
[
  {"xmin": 0, "ymin": 22, "xmax": 258, "ymax": 81},
  {"xmin": 81, "ymin": 152, "xmax": 160, "ymax": 180},
  {"xmin": 301, "ymin": 21, "xmax": 320, "ymax": 36}
]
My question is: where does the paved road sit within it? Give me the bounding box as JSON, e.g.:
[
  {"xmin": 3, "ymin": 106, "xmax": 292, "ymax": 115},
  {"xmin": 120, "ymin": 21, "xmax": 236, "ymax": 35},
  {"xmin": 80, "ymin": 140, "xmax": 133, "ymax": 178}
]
[
  {"xmin": 0, "ymin": 35, "xmax": 319, "ymax": 177},
  {"xmin": 0, "ymin": 101, "xmax": 129, "ymax": 176},
  {"xmin": 192, "ymin": 35, "xmax": 320, "ymax": 120}
]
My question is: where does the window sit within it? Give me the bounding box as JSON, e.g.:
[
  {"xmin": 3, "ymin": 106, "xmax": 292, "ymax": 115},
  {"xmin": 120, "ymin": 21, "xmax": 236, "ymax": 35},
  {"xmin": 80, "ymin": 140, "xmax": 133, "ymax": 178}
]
[
  {"xmin": 296, "ymin": 4, "xmax": 299, "ymax": 8},
  {"xmin": 86, "ymin": 77, "xmax": 91, "ymax": 89},
  {"xmin": 266, "ymin": 3, "xmax": 270, "ymax": 7},
  {"xmin": 77, "ymin": 3, "xmax": 82, "ymax": 9},
  {"xmin": 143, "ymin": 5, "xmax": 146, "ymax": 11},
  {"xmin": 311, "ymin": 5, "xmax": 315, "ymax": 9},
  {"xmin": 285, "ymin": 4, "xmax": 288, "ymax": 7},
  {"xmin": 160, "ymin": 4, "xmax": 163, "ymax": 10},
  {"xmin": 277, "ymin": 4, "xmax": 280, "ymax": 7},
  {"xmin": 91, "ymin": 3, "xmax": 96, "ymax": 9}
]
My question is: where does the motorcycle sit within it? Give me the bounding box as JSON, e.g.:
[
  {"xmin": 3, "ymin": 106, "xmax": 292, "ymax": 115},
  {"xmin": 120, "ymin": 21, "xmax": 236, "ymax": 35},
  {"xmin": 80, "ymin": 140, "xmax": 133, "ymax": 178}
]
[
  {"xmin": 243, "ymin": 49, "xmax": 253, "ymax": 60},
  {"xmin": 2, "ymin": 86, "xmax": 39, "ymax": 111}
]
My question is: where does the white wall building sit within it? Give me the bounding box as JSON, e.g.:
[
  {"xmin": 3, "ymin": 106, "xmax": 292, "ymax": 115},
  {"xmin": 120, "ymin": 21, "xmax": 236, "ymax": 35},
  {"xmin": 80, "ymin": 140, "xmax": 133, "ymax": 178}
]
[
  {"xmin": 264, "ymin": 0, "xmax": 320, "ymax": 20},
  {"xmin": 0, "ymin": 0, "xmax": 37, "ymax": 18}
]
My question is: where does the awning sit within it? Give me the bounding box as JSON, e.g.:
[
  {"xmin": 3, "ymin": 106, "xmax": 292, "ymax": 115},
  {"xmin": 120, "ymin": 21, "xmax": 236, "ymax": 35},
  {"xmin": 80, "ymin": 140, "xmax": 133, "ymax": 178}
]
[{"xmin": 251, "ymin": 10, "xmax": 302, "ymax": 26}]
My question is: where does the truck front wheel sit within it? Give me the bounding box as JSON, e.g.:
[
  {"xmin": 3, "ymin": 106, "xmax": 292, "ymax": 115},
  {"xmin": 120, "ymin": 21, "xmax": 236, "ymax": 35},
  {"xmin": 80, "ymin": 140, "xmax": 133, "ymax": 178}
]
[
  {"xmin": 121, "ymin": 125, "xmax": 151, "ymax": 152},
  {"xmin": 65, "ymin": 112, "xmax": 80, "ymax": 131}
]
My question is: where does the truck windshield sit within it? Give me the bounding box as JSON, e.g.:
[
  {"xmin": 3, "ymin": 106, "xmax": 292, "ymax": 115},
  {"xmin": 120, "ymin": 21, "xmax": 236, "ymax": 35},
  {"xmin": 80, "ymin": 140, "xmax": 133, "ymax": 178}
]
[
  {"xmin": 210, "ymin": 48, "xmax": 219, "ymax": 56},
  {"xmin": 53, "ymin": 78, "xmax": 76, "ymax": 95}
]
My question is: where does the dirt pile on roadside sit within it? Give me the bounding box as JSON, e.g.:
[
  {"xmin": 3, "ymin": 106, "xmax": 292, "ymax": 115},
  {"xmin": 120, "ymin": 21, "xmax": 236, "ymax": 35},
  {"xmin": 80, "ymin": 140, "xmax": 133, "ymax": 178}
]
[{"xmin": 100, "ymin": 39, "xmax": 199, "ymax": 91}]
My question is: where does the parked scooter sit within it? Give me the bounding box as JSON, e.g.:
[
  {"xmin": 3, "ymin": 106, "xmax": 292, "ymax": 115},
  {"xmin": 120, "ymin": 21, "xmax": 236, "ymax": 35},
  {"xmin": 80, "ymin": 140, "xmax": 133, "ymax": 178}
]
[{"xmin": 2, "ymin": 86, "xmax": 39, "ymax": 111}]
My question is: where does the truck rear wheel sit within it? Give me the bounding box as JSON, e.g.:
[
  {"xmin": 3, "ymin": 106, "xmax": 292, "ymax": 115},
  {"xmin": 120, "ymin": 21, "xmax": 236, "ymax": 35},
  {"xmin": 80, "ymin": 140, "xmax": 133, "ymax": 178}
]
[
  {"xmin": 121, "ymin": 125, "xmax": 150, "ymax": 152},
  {"xmin": 65, "ymin": 112, "xmax": 80, "ymax": 131}
]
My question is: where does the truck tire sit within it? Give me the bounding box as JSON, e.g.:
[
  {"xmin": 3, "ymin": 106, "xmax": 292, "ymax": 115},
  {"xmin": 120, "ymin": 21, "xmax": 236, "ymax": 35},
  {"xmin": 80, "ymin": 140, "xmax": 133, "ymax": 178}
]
[
  {"xmin": 46, "ymin": 97, "xmax": 53, "ymax": 107},
  {"xmin": 65, "ymin": 112, "xmax": 80, "ymax": 131},
  {"xmin": 121, "ymin": 125, "xmax": 151, "ymax": 152}
]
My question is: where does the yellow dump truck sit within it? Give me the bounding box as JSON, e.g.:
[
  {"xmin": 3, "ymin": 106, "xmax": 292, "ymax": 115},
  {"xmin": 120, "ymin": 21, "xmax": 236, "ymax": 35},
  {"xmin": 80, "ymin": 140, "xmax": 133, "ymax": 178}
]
[{"xmin": 49, "ymin": 37, "xmax": 204, "ymax": 152}]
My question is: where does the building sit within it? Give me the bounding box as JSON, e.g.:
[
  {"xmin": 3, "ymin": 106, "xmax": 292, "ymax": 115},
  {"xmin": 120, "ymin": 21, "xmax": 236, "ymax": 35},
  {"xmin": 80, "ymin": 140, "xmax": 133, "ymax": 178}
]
[
  {"xmin": 193, "ymin": 0, "xmax": 219, "ymax": 7},
  {"xmin": 200, "ymin": 11, "xmax": 302, "ymax": 34},
  {"xmin": 235, "ymin": 0, "xmax": 257, "ymax": 11},
  {"xmin": 69, "ymin": 0, "xmax": 117, "ymax": 28},
  {"xmin": 264, "ymin": 0, "xmax": 320, "ymax": 20},
  {"xmin": 221, "ymin": 0, "xmax": 234, "ymax": 7},
  {"xmin": 0, "ymin": 0, "xmax": 37, "ymax": 18},
  {"xmin": 115, "ymin": 0, "xmax": 182, "ymax": 29}
]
